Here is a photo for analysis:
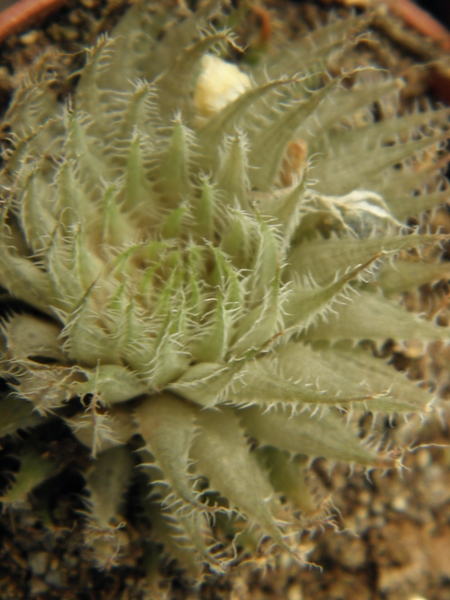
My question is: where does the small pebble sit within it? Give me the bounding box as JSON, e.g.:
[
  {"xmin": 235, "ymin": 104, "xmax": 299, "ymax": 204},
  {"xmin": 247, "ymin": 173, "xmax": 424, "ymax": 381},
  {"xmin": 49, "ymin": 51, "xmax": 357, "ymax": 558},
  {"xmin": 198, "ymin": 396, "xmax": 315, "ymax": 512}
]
[
  {"xmin": 370, "ymin": 515, "xmax": 386, "ymax": 528},
  {"xmin": 28, "ymin": 551, "xmax": 49, "ymax": 576},
  {"xmin": 19, "ymin": 31, "xmax": 39, "ymax": 45},
  {"xmin": 415, "ymin": 449, "xmax": 432, "ymax": 469},
  {"xmin": 60, "ymin": 26, "xmax": 80, "ymax": 42},
  {"xmin": 279, "ymin": 551, "xmax": 295, "ymax": 569},
  {"xmin": 29, "ymin": 577, "xmax": 49, "ymax": 595},
  {"xmin": 359, "ymin": 489, "xmax": 371, "ymax": 505},
  {"xmin": 372, "ymin": 498, "xmax": 385, "ymax": 514},
  {"xmin": 287, "ymin": 583, "xmax": 303, "ymax": 600},
  {"xmin": 63, "ymin": 552, "xmax": 79, "ymax": 568},
  {"xmin": 338, "ymin": 536, "xmax": 367, "ymax": 570},
  {"xmin": 391, "ymin": 495, "xmax": 408, "ymax": 512},
  {"xmin": 45, "ymin": 568, "xmax": 64, "ymax": 589}
]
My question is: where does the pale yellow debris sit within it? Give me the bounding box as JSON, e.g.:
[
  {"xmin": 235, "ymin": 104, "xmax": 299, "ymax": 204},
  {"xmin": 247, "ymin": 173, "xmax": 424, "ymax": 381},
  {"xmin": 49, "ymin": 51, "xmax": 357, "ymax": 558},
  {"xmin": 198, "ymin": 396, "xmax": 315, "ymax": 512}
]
[{"xmin": 193, "ymin": 54, "xmax": 251, "ymax": 118}]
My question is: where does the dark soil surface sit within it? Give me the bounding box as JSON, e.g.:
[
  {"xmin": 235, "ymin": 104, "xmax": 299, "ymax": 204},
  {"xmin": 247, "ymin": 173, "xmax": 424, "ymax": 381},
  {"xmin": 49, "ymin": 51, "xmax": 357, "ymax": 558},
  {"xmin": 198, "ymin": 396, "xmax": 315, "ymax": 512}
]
[{"xmin": 0, "ymin": 1, "xmax": 449, "ymax": 599}]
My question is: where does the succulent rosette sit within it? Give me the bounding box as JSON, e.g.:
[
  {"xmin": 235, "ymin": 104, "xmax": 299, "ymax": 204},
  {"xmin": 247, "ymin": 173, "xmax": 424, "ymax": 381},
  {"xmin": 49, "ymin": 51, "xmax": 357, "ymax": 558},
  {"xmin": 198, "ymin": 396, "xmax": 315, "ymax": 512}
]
[{"xmin": 0, "ymin": 0, "xmax": 449, "ymax": 581}]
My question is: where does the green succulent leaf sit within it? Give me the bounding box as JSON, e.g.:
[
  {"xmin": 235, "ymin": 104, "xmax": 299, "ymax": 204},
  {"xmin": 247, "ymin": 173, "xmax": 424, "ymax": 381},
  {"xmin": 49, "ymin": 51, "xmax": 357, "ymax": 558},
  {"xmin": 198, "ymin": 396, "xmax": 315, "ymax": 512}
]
[
  {"xmin": 0, "ymin": 447, "xmax": 58, "ymax": 505},
  {"xmin": 191, "ymin": 407, "xmax": 288, "ymax": 549},
  {"xmin": 305, "ymin": 289, "xmax": 450, "ymax": 344},
  {"xmin": 257, "ymin": 448, "xmax": 316, "ymax": 514},
  {"xmin": 240, "ymin": 405, "xmax": 380, "ymax": 466},
  {"xmin": 0, "ymin": 393, "xmax": 44, "ymax": 438},
  {"xmin": 137, "ymin": 394, "xmax": 202, "ymax": 510}
]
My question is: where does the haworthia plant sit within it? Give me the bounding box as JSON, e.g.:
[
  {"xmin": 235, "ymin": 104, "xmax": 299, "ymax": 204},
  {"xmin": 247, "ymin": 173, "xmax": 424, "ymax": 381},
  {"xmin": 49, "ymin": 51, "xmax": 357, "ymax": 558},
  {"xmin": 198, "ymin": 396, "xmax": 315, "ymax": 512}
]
[{"xmin": 0, "ymin": 0, "xmax": 449, "ymax": 585}]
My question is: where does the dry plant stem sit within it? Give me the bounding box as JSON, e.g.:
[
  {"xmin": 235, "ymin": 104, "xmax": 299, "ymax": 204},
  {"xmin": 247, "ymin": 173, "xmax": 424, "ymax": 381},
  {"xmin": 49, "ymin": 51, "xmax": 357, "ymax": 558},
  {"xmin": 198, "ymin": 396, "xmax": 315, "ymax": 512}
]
[
  {"xmin": 429, "ymin": 66, "xmax": 450, "ymax": 105},
  {"xmin": 250, "ymin": 6, "xmax": 272, "ymax": 46},
  {"xmin": 0, "ymin": 0, "xmax": 67, "ymax": 44}
]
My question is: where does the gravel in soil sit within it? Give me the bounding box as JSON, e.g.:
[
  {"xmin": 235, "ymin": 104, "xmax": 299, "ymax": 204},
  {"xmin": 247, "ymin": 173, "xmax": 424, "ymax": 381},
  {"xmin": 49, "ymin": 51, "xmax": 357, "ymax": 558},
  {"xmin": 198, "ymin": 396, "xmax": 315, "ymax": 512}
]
[{"xmin": 1, "ymin": 416, "xmax": 449, "ymax": 599}]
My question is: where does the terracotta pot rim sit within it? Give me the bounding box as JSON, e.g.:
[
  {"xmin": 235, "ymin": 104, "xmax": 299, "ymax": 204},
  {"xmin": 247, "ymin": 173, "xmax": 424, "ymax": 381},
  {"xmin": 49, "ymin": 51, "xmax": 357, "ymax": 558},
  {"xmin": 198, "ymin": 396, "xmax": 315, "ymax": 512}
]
[
  {"xmin": 341, "ymin": 0, "xmax": 450, "ymax": 51},
  {"xmin": 0, "ymin": 0, "xmax": 68, "ymax": 45},
  {"xmin": 0, "ymin": 0, "xmax": 449, "ymax": 49}
]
